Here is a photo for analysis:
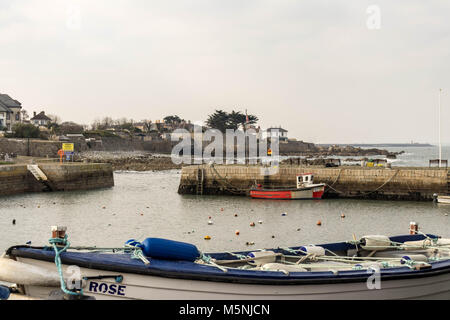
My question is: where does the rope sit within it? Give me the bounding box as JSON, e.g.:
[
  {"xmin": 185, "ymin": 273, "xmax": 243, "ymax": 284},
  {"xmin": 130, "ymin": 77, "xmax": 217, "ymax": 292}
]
[
  {"xmin": 328, "ymin": 168, "xmax": 343, "ymax": 187},
  {"xmin": 326, "ymin": 169, "xmax": 400, "ymax": 197},
  {"xmin": 199, "ymin": 254, "xmax": 228, "ymax": 272},
  {"xmin": 49, "ymin": 235, "xmax": 83, "ymax": 297},
  {"xmin": 124, "ymin": 240, "xmax": 150, "ymax": 265},
  {"xmin": 208, "ymin": 164, "xmax": 248, "ymax": 194}
]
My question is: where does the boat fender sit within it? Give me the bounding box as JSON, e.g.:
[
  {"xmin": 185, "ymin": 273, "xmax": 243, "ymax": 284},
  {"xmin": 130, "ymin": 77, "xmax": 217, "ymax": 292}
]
[
  {"xmin": 299, "ymin": 245, "xmax": 325, "ymax": 256},
  {"xmin": 246, "ymin": 251, "xmax": 277, "ymax": 266},
  {"xmin": 360, "ymin": 235, "xmax": 391, "ymax": 251},
  {"xmin": 402, "ymin": 239, "xmax": 433, "ymax": 250},
  {"xmin": 140, "ymin": 238, "xmax": 201, "ymax": 262},
  {"xmin": 0, "ymin": 285, "xmax": 10, "ymax": 300},
  {"xmin": 436, "ymin": 238, "xmax": 450, "ymax": 246}
]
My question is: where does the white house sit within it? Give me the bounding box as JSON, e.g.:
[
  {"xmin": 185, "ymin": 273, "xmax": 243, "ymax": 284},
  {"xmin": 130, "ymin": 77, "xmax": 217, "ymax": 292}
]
[
  {"xmin": 0, "ymin": 93, "xmax": 22, "ymax": 131},
  {"xmin": 264, "ymin": 127, "xmax": 288, "ymax": 142},
  {"xmin": 30, "ymin": 111, "xmax": 52, "ymax": 126}
]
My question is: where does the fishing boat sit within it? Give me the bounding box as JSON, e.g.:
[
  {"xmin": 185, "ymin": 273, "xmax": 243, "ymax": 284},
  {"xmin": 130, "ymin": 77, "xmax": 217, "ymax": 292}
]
[
  {"xmin": 249, "ymin": 173, "xmax": 325, "ymax": 200},
  {"xmin": 2, "ymin": 226, "xmax": 450, "ymax": 300}
]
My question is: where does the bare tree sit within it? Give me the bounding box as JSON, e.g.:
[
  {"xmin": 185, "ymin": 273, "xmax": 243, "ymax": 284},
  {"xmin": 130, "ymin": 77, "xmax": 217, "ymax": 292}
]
[
  {"xmin": 47, "ymin": 114, "xmax": 62, "ymax": 124},
  {"xmin": 20, "ymin": 109, "xmax": 30, "ymax": 121}
]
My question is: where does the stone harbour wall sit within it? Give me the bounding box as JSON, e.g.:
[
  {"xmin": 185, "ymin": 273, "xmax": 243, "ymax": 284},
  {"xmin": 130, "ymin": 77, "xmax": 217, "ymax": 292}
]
[
  {"xmin": 178, "ymin": 164, "xmax": 449, "ymax": 201},
  {"xmin": 0, "ymin": 163, "xmax": 114, "ymax": 196}
]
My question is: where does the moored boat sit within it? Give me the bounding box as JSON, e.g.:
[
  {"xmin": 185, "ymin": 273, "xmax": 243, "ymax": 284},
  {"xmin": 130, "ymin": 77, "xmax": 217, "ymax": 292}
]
[
  {"xmin": 437, "ymin": 195, "xmax": 450, "ymax": 204},
  {"xmin": 2, "ymin": 227, "xmax": 450, "ymax": 300},
  {"xmin": 249, "ymin": 173, "xmax": 325, "ymax": 200}
]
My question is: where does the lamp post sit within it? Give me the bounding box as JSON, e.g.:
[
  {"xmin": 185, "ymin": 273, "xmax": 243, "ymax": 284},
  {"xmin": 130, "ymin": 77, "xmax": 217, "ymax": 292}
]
[{"xmin": 438, "ymin": 88, "xmax": 442, "ymax": 167}]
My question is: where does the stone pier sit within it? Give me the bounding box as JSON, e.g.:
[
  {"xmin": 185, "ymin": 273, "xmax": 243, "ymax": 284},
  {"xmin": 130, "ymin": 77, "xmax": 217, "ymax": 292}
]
[
  {"xmin": 0, "ymin": 162, "xmax": 114, "ymax": 196},
  {"xmin": 178, "ymin": 164, "xmax": 449, "ymax": 201}
]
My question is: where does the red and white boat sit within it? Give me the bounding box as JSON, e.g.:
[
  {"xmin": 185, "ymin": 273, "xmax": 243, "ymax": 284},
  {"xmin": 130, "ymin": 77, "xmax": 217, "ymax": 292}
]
[{"xmin": 249, "ymin": 173, "xmax": 326, "ymax": 200}]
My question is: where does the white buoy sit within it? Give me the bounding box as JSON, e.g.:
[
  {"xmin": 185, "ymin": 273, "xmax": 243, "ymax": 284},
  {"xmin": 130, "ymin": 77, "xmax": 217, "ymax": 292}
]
[
  {"xmin": 247, "ymin": 251, "xmax": 277, "ymax": 266},
  {"xmin": 299, "ymin": 245, "xmax": 325, "ymax": 256},
  {"xmin": 208, "ymin": 220, "xmax": 213, "ymax": 225},
  {"xmin": 360, "ymin": 235, "xmax": 391, "ymax": 251}
]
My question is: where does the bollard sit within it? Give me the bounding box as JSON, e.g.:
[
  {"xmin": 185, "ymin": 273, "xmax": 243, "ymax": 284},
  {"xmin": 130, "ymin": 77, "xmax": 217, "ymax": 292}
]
[{"xmin": 409, "ymin": 222, "xmax": 418, "ymax": 235}]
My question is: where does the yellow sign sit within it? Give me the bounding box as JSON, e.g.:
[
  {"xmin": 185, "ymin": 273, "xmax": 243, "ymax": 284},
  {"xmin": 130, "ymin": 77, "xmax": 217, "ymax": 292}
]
[
  {"xmin": 267, "ymin": 148, "xmax": 272, "ymax": 155},
  {"xmin": 62, "ymin": 143, "xmax": 74, "ymax": 152}
]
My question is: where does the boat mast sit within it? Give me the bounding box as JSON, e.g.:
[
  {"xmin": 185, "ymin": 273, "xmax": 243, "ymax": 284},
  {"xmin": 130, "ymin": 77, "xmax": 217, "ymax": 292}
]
[{"xmin": 438, "ymin": 88, "xmax": 442, "ymax": 167}]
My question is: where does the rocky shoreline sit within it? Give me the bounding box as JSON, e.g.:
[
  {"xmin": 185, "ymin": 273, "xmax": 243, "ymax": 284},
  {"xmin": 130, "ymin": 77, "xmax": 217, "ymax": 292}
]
[
  {"xmin": 78, "ymin": 144, "xmax": 402, "ymax": 171},
  {"xmin": 79, "ymin": 151, "xmax": 182, "ymax": 171}
]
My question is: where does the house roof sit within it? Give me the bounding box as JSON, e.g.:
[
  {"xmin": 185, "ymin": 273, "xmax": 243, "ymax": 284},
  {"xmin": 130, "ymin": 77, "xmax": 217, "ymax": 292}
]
[
  {"xmin": 266, "ymin": 127, "xmax": 288, "ymax": 133},
  {"xmin": 31, "ymin": 111, "xmax": 52, "ymax": 121},
  {"xmin": 0, "ymin": 94, "xmax": 21, "ymax": 108},
  {"xmin": 0, "ymin": 101, "xmax": 10, "ymax": 112}
]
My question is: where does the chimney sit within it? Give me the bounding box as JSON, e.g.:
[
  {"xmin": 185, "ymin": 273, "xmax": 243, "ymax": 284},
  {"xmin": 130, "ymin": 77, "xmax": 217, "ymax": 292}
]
[{"xmin": 33, "ymin": 111, "xmax": 36, "ymax": 117}]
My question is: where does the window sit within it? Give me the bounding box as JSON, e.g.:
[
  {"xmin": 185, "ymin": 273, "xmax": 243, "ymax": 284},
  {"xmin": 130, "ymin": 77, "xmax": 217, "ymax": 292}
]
[
  {"xmin": 6, "ymin": 113, "xmax": 10, "ymax": 120},
  {"xmin": 15, "ymin": 113, "xmax": 20, "ymax": 121}
]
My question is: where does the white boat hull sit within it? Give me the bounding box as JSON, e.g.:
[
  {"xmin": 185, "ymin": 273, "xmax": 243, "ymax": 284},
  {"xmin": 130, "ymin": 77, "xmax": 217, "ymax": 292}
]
[
  {"xmin": 437, "ymin": 196, "xmax": 450, "ymax": 204},
  {"xmin": 16, "ymin": 257, "xmax": 450, "ymax": 300}
]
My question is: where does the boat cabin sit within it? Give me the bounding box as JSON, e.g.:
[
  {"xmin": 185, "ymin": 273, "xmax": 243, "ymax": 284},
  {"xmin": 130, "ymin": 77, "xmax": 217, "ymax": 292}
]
[{"xmin": 296, "ymin": 173, "xmax": 315, "ymax": 188}]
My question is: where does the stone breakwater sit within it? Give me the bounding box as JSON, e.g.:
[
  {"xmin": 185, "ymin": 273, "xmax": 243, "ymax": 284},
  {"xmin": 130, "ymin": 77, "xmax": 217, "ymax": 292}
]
[
  {"xmin": 79, "ymin": 151, "xmax": 181, "ymax": 171},
  {"xmin": 178, "ymin": 164, "xmax": 450, "ymax": 201},
  {"xmin": 0, "ymin": 163, "xmax": 114, "ymax": 196}
]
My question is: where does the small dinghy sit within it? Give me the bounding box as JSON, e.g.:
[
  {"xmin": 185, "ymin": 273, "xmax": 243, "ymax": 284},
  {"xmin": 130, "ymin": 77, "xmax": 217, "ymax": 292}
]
[
  {"xmin": 2, "ymin": 226, "xmax": 450, "ymax": 300},
  {"xmin": 249, "ymin": 173, "xmax": 325, "ymax": 200}
]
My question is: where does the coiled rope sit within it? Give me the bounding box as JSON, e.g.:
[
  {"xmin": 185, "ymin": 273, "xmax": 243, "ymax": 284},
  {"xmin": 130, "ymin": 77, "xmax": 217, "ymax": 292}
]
[{"xmin": 49, "ymin": 235, "xmax": 84, "ymax": 297}]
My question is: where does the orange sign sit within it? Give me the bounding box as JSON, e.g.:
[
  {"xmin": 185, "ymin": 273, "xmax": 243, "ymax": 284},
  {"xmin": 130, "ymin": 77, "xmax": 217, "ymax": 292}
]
[{"xmin": 267, "ymin": 148, "xmax": 272, "ymax": 155}]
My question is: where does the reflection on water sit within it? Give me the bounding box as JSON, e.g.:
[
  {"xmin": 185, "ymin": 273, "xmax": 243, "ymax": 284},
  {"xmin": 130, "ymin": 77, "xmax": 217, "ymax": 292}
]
[{"xmin": 1, "ymin": 170, "xmax": 450, "ymax": 253}]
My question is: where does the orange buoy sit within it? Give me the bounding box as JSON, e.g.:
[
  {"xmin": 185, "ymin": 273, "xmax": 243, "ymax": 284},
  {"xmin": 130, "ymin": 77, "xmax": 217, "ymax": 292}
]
[
  {"xmin": 235, "ymin": 230, "xmax": 240, "ymax": 235},
  {"xmin": 204, "ymin": 235, "xmax": 211, "ymax": 240},
  {"xmin": 250, "ymin": 222, "xmax": 255, "ymax": 227},
  {"xmin": 317, "ymin": 220, "xmax": 322, "ymax": 226},
  {"xmin": 234, "ymin": 214, "xmax": 238, "ymax": 217},
  {"xmin": 220, "ymin": 208, "xmax": 224, "ymax": 211},
  {"xmin": 341, "ymin": 213, "xmax": 345, "ymax": 218}
]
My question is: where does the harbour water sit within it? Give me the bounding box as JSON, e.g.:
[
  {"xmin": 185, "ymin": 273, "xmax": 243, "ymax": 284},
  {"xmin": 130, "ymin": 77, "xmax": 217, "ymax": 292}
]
[{"xmin": 1, "ymin": 145, "xmax": 449, "ymax": 254}]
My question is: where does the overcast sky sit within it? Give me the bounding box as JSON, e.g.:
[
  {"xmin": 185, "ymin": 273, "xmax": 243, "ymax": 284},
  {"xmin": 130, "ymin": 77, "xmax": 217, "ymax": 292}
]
[{"xmin": 1, "ymin": 0, "xmax": 449, "ymax": 144}]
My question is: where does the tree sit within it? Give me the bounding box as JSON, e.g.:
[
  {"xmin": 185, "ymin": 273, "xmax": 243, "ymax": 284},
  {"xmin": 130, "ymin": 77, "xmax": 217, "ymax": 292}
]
[
  {"xmin": 141, "ymin": 119, "xmax": 153, "ymax": 133},
  {"xmin": 47, "ymin": 114, "xmax": 61, "ymax": 124},
  {"xmin": 21, "ymin": 109, "xmax": 30, "ymax": 121},
  {"xmin": 9, "ymin": 123, "xmax": 41, "ymax": 138},
  {"xmin": 205, "ymin": 109, "xmax": 258, "ymax": 133},
  {"xmin": 205, "ymin": 110, "xmax": 230, "ymax": 133},
  {"xmin": 163, "ymin": 115, "xmax": 183, "ymax": 124}
]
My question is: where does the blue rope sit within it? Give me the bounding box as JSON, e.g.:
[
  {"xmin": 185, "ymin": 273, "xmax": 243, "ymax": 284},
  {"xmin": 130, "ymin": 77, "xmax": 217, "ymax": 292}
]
[{"xmin": 49, "ymin": 235, "xmax": 83, "ymax": 297}]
